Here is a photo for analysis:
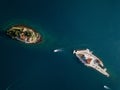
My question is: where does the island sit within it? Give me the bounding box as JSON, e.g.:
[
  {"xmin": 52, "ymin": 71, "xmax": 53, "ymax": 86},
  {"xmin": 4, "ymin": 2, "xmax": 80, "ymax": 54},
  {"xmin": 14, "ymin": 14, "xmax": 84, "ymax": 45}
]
[
  {"xmin": 6, "ymin": 25, "xmax": 42, "ymax": 44},
  {"xmin": 73, "ymin": 49, "xmax": 110, "ymax": 77}
]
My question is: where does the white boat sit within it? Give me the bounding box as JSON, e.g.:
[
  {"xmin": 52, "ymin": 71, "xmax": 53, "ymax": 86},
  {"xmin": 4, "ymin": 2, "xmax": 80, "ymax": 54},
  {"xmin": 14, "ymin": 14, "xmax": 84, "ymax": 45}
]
[
  {"xmin": 73, "ymin": 49, "xmax": 109, "ymax": 77},
  {"xmin": 53, "ymin": 48, "xmax": 63, "ymax": 52}
]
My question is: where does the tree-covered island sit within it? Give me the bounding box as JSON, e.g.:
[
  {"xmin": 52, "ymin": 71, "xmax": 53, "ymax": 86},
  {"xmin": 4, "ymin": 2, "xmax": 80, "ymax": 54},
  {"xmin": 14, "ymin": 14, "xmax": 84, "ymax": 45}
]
[{"xmin": 6, "ymin": 25, "xmax": 42, "ymax": 44}]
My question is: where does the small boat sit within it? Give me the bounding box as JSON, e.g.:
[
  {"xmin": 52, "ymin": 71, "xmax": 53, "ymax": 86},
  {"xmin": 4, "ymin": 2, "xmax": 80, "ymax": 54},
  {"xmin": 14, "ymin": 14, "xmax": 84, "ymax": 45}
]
[
  {"xmin": 104, "ymin": 85, "xmax": 111, "ymax": 89},
  {"xmin": 73, "ymin": 49, "xmax": 109, "ymax": 77},
  {"xmin": 53, "ymin": 48, "xmax": 63, "ymax": 53}
]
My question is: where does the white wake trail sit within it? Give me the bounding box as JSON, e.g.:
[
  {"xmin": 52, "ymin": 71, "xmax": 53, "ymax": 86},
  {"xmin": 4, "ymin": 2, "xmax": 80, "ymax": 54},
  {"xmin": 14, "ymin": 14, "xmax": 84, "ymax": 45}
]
[
  {"xmin": 104, "ymin": 85, "xmax": 111, "ymax": 90},
  {"xmin": 53, "ymin": 48, "xmax": 64, "ymax": 53}
]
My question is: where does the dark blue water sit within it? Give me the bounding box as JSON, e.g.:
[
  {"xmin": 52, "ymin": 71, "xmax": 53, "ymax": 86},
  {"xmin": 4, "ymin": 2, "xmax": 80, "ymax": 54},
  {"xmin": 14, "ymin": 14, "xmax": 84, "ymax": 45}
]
[{"xmin": 0, "ymin": 0, "xmax": 120, "ymax": 90}]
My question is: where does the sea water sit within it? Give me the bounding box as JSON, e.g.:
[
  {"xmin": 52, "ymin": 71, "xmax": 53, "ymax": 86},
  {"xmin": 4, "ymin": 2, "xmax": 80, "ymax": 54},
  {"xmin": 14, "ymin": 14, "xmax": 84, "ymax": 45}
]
[{"xmin": 0, "ymin": 0, "xmax": 120, "ymax": 90}]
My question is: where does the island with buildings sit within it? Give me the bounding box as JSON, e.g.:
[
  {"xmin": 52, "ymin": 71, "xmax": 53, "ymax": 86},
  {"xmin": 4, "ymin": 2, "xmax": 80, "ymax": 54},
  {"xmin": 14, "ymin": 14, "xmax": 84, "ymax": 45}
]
[
  {"xmin": 6, "ymin": 25, "xmax": 41, "ymax": 44},
  {"xmin": 73, "ymin": 49, "xmax": 110, "ymax": 77}
]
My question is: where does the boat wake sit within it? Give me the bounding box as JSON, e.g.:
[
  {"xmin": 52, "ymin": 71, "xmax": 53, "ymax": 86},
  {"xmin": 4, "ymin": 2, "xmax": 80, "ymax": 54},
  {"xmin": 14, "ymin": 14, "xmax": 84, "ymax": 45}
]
[
  {"xmin": 53, "ymin": 48, "xmax": 64, "ymax": 53},
  {"xmin": 104, "ymin": 85, "xmax": 111, "ymax": 90}
]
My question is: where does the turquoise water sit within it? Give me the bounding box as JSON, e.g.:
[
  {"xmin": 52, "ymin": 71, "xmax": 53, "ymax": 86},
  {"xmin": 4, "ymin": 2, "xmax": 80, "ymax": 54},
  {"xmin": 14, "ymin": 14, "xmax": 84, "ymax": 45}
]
[{"xmin": 0, "ymin": 0, "xmax": 120, "ymax": 90}]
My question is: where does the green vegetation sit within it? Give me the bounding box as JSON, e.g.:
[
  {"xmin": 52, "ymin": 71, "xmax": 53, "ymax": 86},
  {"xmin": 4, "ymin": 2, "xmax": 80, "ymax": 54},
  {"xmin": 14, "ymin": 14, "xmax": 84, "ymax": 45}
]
[
  {"xmin": 24, "ymin": 31, "xmax": 32, "ymax": 37},
  {"xmin": 7, "ymin": 29, "xmax": 22, "ymax": 37},
  {"xmin": 6, "ymin": 25, "xmax": 41, "ymax": 44}
]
